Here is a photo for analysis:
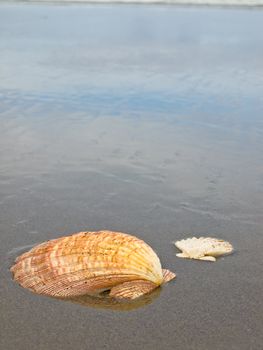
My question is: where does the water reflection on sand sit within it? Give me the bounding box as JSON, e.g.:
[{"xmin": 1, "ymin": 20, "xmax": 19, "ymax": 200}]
[
  {"xmin": 62, "ymin": 288, "xmax": 161, "ymax": 311},
  {"xmin": 1, "ymin": 4, "xmax": 263, "ymax": 350}
]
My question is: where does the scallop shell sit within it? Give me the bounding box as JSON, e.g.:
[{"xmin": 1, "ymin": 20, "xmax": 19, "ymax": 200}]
[
  {"xmin": 175, "ymin": 237, "xmax": 233, "ymax": 261},
  {"xmin": 11, "ymin": 230, "xmax": 176, "ymax": 299}
]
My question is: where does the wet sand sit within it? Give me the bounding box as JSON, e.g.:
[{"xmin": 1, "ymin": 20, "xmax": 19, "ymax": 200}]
[{"xmin": 1, "ymin": 3, "xmax": 263, "ymax": 350}]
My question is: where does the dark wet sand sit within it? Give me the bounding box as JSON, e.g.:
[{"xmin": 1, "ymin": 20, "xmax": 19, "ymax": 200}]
[{"xmin": 1, "ymin": 3, "xmax": 263, "ymax": 350}]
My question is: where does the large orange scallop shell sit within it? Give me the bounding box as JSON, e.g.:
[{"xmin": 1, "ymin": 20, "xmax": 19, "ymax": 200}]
[{"xmin": 11, "ymin": 230, "xmax": 175, "ymax": 299}]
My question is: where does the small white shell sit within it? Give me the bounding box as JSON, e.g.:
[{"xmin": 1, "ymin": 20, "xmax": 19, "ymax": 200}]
[{"xmin": 175, "ymin": 237, "xmax": 233, "ymax": 262}]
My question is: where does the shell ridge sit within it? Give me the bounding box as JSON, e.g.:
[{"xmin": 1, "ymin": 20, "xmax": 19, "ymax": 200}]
[
  {"xmin": 109, "ymin": 280, "xmax": 158, "ymax": 300},
  {"xmin": 12, "ymin": 255, "xmax": 161, "ymax": 283},
  {"xmin": 31, "ymin": 273, "xmax": 149, "ymax": 297}
]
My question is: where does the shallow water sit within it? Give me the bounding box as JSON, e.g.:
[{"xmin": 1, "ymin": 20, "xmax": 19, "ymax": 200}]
[
  {"xmin": 2, "ymin": 0, "xmax": 263, "ymax": 6},
  {"xmin": 1, "ymin": 4, "xmax": 263, "ymax": 350}
]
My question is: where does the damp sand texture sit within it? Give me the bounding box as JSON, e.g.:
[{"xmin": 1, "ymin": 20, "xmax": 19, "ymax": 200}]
[{"xmin": 1, "ymin": 3, "xmax": 263, "ymax": 350}]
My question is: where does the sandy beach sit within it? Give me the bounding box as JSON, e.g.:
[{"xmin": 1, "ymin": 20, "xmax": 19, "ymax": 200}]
[{"xmin": 0, "ymin": 3, "xmax": 263, "ymax": 350}]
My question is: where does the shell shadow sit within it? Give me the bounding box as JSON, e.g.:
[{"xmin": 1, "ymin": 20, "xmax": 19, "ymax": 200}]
[{"xmin": 58, "ymin": 287, "xmax": 161, "ymax": 311}]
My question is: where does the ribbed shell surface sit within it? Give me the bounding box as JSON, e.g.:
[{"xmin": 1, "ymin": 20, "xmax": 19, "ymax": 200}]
[{"xmin": 11, "ymin": 231, "xmax": 164, "ymax": 298}]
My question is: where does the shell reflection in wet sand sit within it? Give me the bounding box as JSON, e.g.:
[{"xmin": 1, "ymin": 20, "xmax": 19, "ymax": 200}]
[
  {"xmin": 11, "ymin": 230, "xmax": 176, "ymax": 301},
  {"xmin": 65, "ymin": 287, "xmax": 161, "ymax": 311}
]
